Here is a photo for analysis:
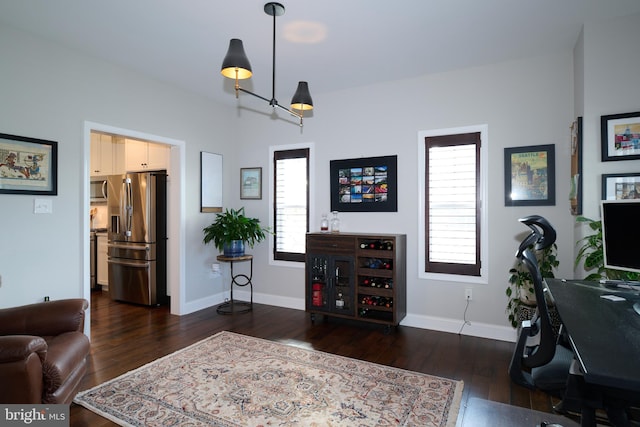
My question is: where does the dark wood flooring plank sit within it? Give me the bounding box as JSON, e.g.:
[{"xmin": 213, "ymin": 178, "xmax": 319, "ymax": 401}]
[{"xmin": 70, "ymin": 290, "xmax": 560, "ymax": 426}]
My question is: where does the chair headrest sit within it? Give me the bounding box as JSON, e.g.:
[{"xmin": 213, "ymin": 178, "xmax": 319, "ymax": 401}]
[{"xmin": 516, "ymin": 215, "xmax": 557, "ymax": 257}]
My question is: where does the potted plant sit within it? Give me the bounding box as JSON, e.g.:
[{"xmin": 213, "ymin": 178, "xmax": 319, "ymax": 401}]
[
  {"xmin": 506, "ymin": 243, "xmax": 559, "ymax": 328},
  {"xmin": 575, "ymin": 216, "xmax": 639, "ymax": 281},
  {"xmin": 202, "ymin": 207, "xmax": 272, "ymax": 257}
]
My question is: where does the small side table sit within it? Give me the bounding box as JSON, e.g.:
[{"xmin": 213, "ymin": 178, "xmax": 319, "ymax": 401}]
[{"xmin": 216, "ymin": 254, "xmax": 253, "ymax": 314}]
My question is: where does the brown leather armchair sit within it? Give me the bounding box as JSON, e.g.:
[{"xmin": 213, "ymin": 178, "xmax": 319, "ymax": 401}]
[{"xmin": 0, "ymin": 299, "xmax": 91, "ymax": 404}]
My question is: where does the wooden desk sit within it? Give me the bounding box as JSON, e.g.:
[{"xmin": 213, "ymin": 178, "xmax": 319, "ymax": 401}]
[
  {"xmin": 545, "ymin": 279, "xmax": 640, "ymax": 393},
  {"xmin": 216, "ymin": 254, "xmax": 253, "ymax": 314}
]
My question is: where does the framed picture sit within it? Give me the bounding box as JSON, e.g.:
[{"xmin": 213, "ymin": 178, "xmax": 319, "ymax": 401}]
[
  {"xmin": 330, "ymin": 155, "xmax": 397, "ymax": 212},
  {"xmin": 602, "ymin": 173, "xmax": 640, "ymax": 200},
  {"xmin": 601, "ymin": 111, "xmax": 640, "ymax": 161},
  {"xmin": 504, "ymin": 144, "xmax": 555, "ymax": 206},
  {"xmin": 0, "ymin": 133, "xmax": 57, "ymax": 195},
  {"xmin": 570, "ymin": 117, "xmax": 583, "ymax": 215},
  {"xmin": 240, "ymin": 167, "xmax": 262, "ymax": 200},
  {"xmin": 200, "ymin": 151, "xmax": 222, "ymax": 213}
]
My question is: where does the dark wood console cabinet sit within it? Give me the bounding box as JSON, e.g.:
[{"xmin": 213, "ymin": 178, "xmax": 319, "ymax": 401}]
[{"xmin": 305, "ymin": 232, "xmax": 406, "ymax": 329}]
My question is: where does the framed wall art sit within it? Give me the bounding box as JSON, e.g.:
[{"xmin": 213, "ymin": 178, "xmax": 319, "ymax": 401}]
[
  {"xmin": 200, "ymin": 151, "xmax": 222, "ymax": 213},
  {"xmin": 601, "ymin": 111, "xmax": 640, "ymax": 161},
  {"xmin": 602, "ymin": 173, "xmax": 640, "ymax": 200},
  {"xmin": 0, "ymin": 133, "xmax": 57, "ymax": 195},
  {"xmin": 240, "ymin": 167, "xmax": 262, "ymax": 200},
  {"xmin": 504, "ymin": 144, "xmax": 555, "ymax": 206},
  {"xmin": 570, "ymin": 117, "xmax": 583, "ymax": 215},
  {"xmin": 330, "ymin": 155, "xmax": 397, "ymax": 212}
]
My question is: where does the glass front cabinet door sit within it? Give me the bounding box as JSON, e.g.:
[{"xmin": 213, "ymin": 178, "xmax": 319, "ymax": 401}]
[{"xmin": 307, "ymin": 254, "xmax": 355, "ymax": 317}]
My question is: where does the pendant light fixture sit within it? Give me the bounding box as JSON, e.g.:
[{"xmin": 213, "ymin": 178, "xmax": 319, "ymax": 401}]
[{"xmin": 221, "ymin": 2, "xmax": 313, "ymax": 127}]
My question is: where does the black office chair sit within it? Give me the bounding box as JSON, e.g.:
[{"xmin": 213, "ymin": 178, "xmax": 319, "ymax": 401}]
[
  {"xmin": 508, "ymin": 215, "xmax": 575, "ymax": 398},
  {"xmin": 508, "ymin": 216, "xmax": 639, "ymax": 426}
]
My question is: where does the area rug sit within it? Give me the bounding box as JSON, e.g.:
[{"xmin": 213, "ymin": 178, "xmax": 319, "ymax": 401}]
[{"xmin": 74, "ymin": 331, "xmax": 463, "ymax": 426}]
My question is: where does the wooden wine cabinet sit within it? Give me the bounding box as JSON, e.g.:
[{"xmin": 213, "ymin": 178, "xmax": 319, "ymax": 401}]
[{"xmin": 305, "ymin": 232, "xmax": 406, "ymax": 330}]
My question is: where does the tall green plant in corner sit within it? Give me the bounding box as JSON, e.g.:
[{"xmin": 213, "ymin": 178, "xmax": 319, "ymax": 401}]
[
  {"xmin": 575, "ymin": 216, "xmax": 640, "ymax": 281},
  {"xmin": 506, "ymin": 243, "xmax": 559, "ymax": 328}
]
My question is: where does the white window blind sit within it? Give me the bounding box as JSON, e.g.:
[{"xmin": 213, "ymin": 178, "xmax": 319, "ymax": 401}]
[
  {"xmin": 428, "ymin": 144, "xmax": 477, "ymax": 264},
  {"xmin": 425, "ymin": 131, "xmax": 481, "ymax": 277},
  {"xmin": 274, "ymin": 149, "xmax": 309, "ymax": 261}
]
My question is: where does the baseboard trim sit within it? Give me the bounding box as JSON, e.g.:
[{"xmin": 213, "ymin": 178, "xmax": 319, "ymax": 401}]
[
  {"xmin": 186, "ymin": 291, "xmax": 516, "ymax": 343},
  {"xmin": 182, "ymin": 293, "xmax": 224, "ymax": 315},
  {"xmin": 401, "ymin": 313, "xmax": 516, "ymax": 342}
]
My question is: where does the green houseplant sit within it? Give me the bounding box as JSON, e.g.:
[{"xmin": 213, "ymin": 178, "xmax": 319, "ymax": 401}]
[
  {"xmin": 575, "ymin": 216, "xmax": 639, "ymax": 281},
  {"xmin": 506, "ymin": 243, "xmax": 559, "ymax": 328},
  {"xmin": 203, "ymin": 207, "xmax": 272, "ymax": 257}
]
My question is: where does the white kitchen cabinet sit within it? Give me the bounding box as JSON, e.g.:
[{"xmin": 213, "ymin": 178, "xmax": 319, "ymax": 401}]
[
  {"xmin": 90, "ymin": 133, "xmax": 115, "ymax": 176},
  {"xmin": 125, "ymin": 139, "xmax": 169, "ymax": 171},
  {"xmin": 96, "ymin": 233, "xmax": 109, "ymax": 288},
  {"xmin": 111, "ymin": 136, "xmax": 126, "ymax": 175}
]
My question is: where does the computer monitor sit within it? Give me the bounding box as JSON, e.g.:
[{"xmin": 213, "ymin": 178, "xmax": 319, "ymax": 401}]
[{"xmin": 601, "ymin": 199, "xmax": 640, "ymax": 274}]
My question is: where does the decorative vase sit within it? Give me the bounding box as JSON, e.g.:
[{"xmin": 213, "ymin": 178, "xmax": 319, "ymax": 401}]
[
  {"xmin": 320, "ymin": 214, "xmax": 329, "ymax": 232},
  {"xmin": 223, "ymin": 240, "xmax": 245, "ymax": 257},
  {"xmin": 330, "ymin": 211, "xmax": 340, "ymax": 233}
]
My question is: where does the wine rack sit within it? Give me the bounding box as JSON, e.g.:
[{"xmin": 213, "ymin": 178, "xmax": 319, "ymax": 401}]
[{"xmin": 306, "ymin": 233, "xmax": 406, "ymax": 330}]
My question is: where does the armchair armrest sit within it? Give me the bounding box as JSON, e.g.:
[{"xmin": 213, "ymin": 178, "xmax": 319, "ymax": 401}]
[
  {"xmin": 0, "ymin": 335, "xmax": 47, "ymax": 364},
  {"xmin": 0, "ymin": 335, "xmax": 48, "ymax": 403}
]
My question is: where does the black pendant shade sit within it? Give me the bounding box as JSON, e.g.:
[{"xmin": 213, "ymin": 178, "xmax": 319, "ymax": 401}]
[
  {"xmin": 221, "ymin": 39, "xmax": 252, "ymax": 80},
  {"xmin": 220, "ymin": 2, "xmax": 313, "ymax": 127},
  {"xmin": 290, "ymin": 81, "xmax": 313, "ymax": 111}
]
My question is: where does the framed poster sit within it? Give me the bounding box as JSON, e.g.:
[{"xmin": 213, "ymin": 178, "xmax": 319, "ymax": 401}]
[
  {"xmin": 504, "ymin": 144, "xmax": 555, "ymax": 206},
  {"xmin": 601, "ymin": 111, "xmax": 640, "ymax": 161},
  {"xmin": 200, "ymin": 151, "xmax": 222, "ymax": 213},
  {"xmin": 240, "ymin": 167, "xmax": 262, "ymax": 200},
  {"xmin": 570, "ymin": 117, "xmax": 583, "ymax": 215},
  {"xmin": 330, "ymin": 155, "xmax": 397, "ymax": 212},
  {"xmin": 0, "ymin": 133, "xmax": 57, "ymax": 195},
  {"xmin": 602, "ymin": 173, "xmax": 640, "ymax": 200}
]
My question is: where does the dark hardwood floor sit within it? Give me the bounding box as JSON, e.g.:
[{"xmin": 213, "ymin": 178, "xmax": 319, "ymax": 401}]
[{"xmin": 70, "ymin": 289, "xmax": 560, "ymax": 426}]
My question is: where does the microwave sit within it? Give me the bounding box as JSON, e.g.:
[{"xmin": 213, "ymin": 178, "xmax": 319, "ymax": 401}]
[{"xmin": 90, "ymin": 178, "xmax": 108, "ymax": 202}]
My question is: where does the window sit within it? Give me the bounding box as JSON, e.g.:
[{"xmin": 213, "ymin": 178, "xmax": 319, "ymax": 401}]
[
  {"xmin": 418, "ymin": 126, "xmax": 487, "ymax": 281},
  {"xmin": 273, "ymin": 148, "xmax": 309, "ymax": 262}
]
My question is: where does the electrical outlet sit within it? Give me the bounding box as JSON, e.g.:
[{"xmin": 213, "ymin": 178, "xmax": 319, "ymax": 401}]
[
  {"xmin": 34, "ymin": 198, "xmax": 53, "ymax": 214},
  {"xmin": 465, "ymin": 288, "xmax": 473, "ymax": 301}
]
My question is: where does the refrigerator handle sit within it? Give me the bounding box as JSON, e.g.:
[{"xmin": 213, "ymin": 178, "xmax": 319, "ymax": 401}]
[
  {"xmin": 122, "ymin": 177, "xmax": 133, "ymax": 237},
  {"xmin": 107, "ymin": 258, "xmax": 150, "ymax": 268}
]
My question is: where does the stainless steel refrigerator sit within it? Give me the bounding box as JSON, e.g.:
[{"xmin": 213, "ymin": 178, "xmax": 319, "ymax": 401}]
[{"xmin": 107, "ymin": 171, "xmax": 168, "ymax": 306}]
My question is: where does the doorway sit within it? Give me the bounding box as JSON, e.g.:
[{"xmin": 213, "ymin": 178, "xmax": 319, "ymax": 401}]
[{"xmin": 83, "ymin": 121, "xmax": 185, "ymax": 337}]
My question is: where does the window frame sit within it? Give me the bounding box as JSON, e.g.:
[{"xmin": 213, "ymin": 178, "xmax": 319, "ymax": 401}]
[
  {"xmin": 269, "ymin": 143, "xmax": 314, "ymax": 267},
  {"xmin": 417, "ymin": 125, "xmax": 488, "ymax": 283}
]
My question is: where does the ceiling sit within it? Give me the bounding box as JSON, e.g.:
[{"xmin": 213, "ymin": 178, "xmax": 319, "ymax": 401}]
[{"xmin": 2, "ymin": 0, "xmax": 640, "ymax": 108}]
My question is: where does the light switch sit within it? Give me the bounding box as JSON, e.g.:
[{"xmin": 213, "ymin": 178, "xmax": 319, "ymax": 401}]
[{"xmin": 34, "ymin": 198, "xmax": 53, "ymax": 214}]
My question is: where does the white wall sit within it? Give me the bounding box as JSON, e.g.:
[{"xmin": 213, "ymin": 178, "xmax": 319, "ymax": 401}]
[
  {"xmin": 233, "ymin": 52, "xmax": 575, "ymax": 341},
  {"xmin": 578, "ymin": 13, "xmax": 640, "ymax": 223},
  {"xmin": 229, "ymin": 14, "xmax": 639, "ymax": 341},
  {"xmin": 1, "ymin": 12, "xmax": 636, "ymax": 342},
  {"xmin": 0, "ymin": 24, "xmax": 235, "ymax": 311}
]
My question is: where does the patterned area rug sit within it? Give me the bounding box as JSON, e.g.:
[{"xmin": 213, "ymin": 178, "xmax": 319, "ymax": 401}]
[{"xmin": 74, "ymin": 331, "xmax": 463, "ymax": 426}]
